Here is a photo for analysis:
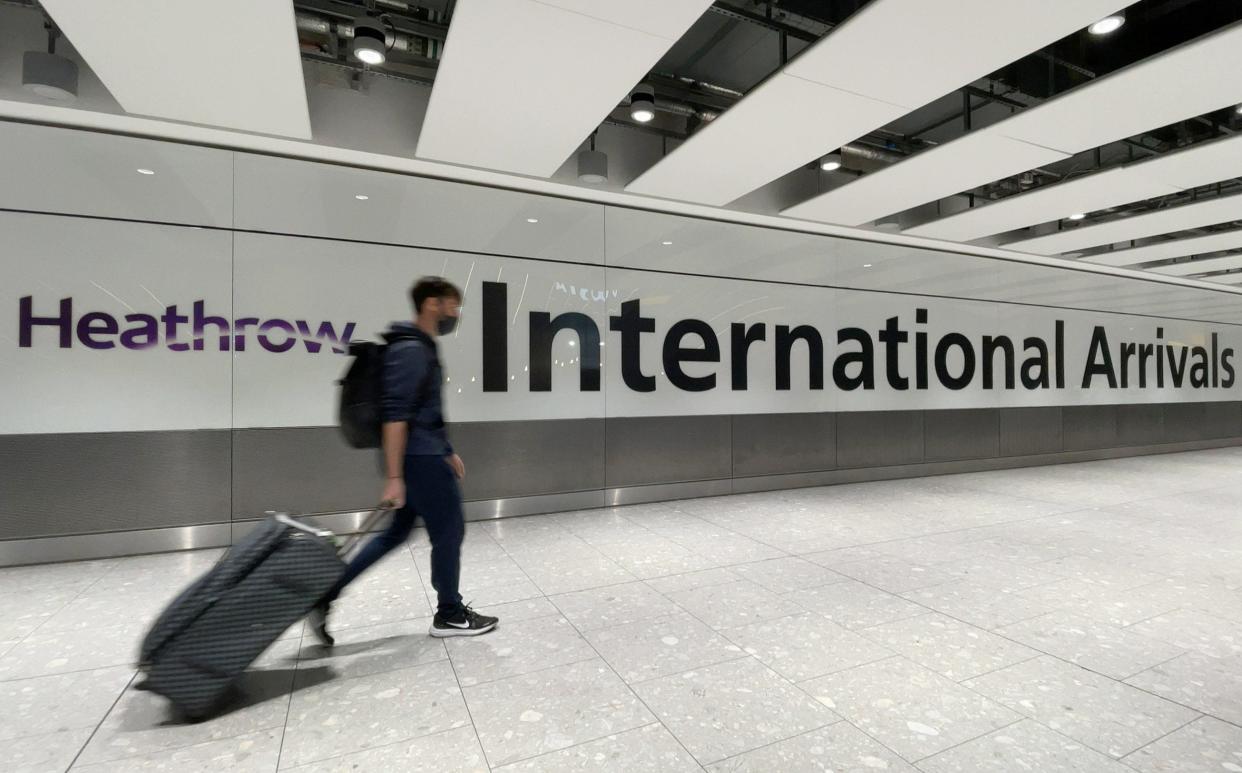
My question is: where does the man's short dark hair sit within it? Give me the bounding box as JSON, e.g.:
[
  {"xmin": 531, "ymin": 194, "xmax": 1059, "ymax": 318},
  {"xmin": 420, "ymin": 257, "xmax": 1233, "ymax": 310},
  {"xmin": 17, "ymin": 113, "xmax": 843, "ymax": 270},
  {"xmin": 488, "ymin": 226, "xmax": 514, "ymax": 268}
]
[{"xmin": 411, "ymin": 276, "xmax": 462, "ymax": 313}]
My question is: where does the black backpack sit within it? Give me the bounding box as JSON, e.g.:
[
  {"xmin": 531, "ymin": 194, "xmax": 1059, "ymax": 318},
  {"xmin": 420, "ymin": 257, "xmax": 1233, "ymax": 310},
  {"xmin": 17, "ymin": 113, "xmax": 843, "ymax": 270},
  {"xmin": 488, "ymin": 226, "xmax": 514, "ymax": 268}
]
[{"xmin": 337, "ymin": 333, "xmax": 431, "ymax": 449}]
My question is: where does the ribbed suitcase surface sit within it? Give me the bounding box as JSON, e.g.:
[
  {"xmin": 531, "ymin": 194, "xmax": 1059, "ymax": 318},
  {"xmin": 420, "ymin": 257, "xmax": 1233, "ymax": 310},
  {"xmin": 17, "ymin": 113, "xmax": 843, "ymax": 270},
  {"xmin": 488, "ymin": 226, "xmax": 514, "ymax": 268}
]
[{"xmin": 138, "ymin": 516, "xmax": 345, "ymax": 719}]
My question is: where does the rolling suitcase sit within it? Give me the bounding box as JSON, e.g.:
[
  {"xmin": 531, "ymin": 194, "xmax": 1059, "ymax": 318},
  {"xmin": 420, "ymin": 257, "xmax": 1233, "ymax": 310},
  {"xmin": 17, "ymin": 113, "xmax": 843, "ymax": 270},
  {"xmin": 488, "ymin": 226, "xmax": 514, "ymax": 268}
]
[{"xmin": 136, "ymin": 507, "xmax": 389, "ymax": 720}]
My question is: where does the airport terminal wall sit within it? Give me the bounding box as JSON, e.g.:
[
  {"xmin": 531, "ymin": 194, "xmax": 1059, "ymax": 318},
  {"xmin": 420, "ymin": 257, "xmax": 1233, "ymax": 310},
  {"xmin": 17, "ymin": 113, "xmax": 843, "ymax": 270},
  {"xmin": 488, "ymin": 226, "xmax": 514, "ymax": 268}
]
[{"xmin": 4, "ymin": 121, "xmax": 1242, "ymax": 565}]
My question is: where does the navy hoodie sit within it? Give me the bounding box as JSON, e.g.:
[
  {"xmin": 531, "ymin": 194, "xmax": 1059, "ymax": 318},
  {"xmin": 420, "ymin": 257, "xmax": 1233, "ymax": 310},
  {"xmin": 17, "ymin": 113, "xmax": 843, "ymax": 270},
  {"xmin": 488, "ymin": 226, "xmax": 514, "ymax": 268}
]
[{"xmin": 381, "ymin": 322, "xmax": 453, "ymax": 457}]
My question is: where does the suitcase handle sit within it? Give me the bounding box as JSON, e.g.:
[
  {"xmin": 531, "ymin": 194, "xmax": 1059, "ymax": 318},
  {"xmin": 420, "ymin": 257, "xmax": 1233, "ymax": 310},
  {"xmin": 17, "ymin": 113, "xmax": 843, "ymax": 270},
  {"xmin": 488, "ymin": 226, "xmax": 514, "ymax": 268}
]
[{"xmin": 336, "ymin": 504, "xmax": 395, "ymax": 557}]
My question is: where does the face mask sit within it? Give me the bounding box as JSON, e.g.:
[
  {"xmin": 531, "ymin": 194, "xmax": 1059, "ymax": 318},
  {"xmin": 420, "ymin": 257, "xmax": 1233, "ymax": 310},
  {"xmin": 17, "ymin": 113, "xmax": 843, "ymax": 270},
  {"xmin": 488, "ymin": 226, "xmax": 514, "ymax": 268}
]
[{"xmin": 436, "ymin": 315, "xmax": 458, "ymax": 336}]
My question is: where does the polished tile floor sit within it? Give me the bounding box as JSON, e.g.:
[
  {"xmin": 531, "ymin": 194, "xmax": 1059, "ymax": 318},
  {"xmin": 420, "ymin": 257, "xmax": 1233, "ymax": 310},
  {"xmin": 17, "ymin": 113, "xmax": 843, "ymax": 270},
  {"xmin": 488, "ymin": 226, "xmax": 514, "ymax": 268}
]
[{"xmin": 6, "ymin": 448, "xmax": 1242, "ymax": 771}]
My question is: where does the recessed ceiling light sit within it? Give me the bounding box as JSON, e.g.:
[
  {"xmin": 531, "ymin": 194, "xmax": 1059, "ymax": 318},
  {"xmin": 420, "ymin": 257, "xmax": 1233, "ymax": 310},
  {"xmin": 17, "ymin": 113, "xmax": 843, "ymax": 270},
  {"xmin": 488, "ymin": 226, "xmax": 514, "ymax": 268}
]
[
  {"xmin": 354, "ymin": 194, "xmax": 369, "ymax": 200},
  {"xmin": 526, "ymin": 217, "xmax": 539, "ymax": 224},
  {"xmin": 661, "ymin": 240, "xmax": 673, "ymax": 246},
  {"xmin": 136, "ymin": 168, "xmax": 155, "ymax": 175},
  {"xmin": 862, "ymin": 263, "xmax": 872, "ymax": 268},
  {"xmin": 568, "ymin": 340, "xmax": 576, "ymax": 347},
  {"xmin": 1088, "ymin": 11, "xmax": 1125, "ymax": 35},
  {"xmin": 819, "ymin": 152, "xmax": 843, "ymax": 172},
  {"xmin": 1068, "ymin": 212, "xmax": 1086, "ymax": 221},
  {"xmin": 1235, "ymin": 103, "xmax": 1242, "ymax": 115}
]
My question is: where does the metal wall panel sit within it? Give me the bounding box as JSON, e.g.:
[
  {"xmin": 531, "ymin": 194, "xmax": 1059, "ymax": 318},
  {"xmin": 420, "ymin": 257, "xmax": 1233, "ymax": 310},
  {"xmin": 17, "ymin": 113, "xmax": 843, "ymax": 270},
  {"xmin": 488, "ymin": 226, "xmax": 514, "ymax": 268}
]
[
  {"xmin": 1062, "ymin": 405, "xmax": 1119, "ymax": 451},
  {"xmin": 999, "ymin": 407, "xmax": 1063, "ymax": 456},
  {"xmin": 924, "ymin": 409, "xmax": 1000, "ymax": 462},
  {"xmin": 604, "ymin": 415, "xmax": 733, "ymax": 487},
  {"xmin": 1204, "ymin": 401, "xmax": 1242, "ymax": 439},
  {"xmin": 836, "ymin": 411, "xmax": 924, "ymax": 468},
  {"xmin": 450, "ymin": 419, "xmax": 605, "ymax": 500},
  {"xmin": 732, "ymin": 413, "xmax": 836, "ymax": 478},
  {"xmin": 0, "ymin": 430, "xmax": 231, "ymax": 540},
  {"xmin": 1164, "ymin": 403, "xmax": 1211, "ymax": 442},
  {"xmin": 1117, "ymin": 404, "xmax": 1165, "ymax": 446},
  {"xmin": 231, "ymin": 428, "xmax": 378, "ymax": 519}
]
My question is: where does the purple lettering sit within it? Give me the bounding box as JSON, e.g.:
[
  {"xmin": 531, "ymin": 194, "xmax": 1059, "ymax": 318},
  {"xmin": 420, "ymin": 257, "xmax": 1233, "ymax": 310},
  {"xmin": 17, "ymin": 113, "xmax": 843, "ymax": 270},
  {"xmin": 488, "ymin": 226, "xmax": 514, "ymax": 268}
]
[
  {"xmin": 297, "ymin": 320, "xmax": 357, "ymax": 354},
  {"xmin": 258, "ymin": 319, "xmax": 296, "ymax": 353},
  {"xmin": 193, "ymin": 300, "xmax": 231, "ymax": 352},
  {"xmin": 121, "ymin": 314, "xmax": 159, "ymax": 349},
  {"xmin": 76, "ymin": 311, "xmax": 119, "ymax": 349},
  {"xmin": 163, "ymin": 305, "xmax": 190, "ymax": 352},
  {"xmin": 19, "ymin": 296, "xmax": 72, "ymax": 348},
  {"xmin": 233, "ymin": 317, "xmax": 259, "ymax": 351}
]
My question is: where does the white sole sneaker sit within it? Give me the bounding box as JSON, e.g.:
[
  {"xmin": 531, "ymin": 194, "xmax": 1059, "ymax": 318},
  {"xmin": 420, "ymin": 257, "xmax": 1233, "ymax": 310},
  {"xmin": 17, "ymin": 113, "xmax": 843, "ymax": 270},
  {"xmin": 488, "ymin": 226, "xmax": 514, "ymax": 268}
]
[{"xmin": 429, "ymin": 621, "xmax": 498, "ymax": 638}]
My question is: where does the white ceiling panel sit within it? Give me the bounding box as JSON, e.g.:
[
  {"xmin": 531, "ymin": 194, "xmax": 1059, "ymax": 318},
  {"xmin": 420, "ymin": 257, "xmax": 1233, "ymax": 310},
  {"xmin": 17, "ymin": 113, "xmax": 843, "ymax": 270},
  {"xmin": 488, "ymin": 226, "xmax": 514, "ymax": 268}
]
[
  {"xmin": 1000, "ymin": 21, "xmax": 1242, "ymax": 152},
  {"xmin": 790, "ymin": 21, "xmax": 1242, "ymax": 232},
  {"xmin": 626, "ymin": 74, "xmax": 906, "ymax": 206},
  {"xmin": 1084, "ymin": 229, "xmax": 1242, "ymax": 267},
  {"xmin": 904, "ymin": 168, "xmax": 1179, "ymax": 241},
  {"xmin": 629, "ymin": 0, "xmax": 1131, "ymax": 206},
  {"xmin": 783, "ymin": 129, "xmax": 1068, "ymax": 226},
  {"xmin": 416, "ymin": 0, "xmax": 712, "ymax": 176},
  {"xmin": 39, "ymin": 0, "xmax": 310, "ymax": 138},
  {"xmin": 783, "ymin": 0, "xmax": 1134, "ymax": 107},
  {"xmin": 1007, "ymin": 192, "xmax": 1242, "ymax": 255},
  {"xmin": 912, "ymin": 131, "xmax": 1242, "ymax": 245},
  {"xmin": 1151, "ymin": 250, "xmax": 1242, "ymax": 277}
]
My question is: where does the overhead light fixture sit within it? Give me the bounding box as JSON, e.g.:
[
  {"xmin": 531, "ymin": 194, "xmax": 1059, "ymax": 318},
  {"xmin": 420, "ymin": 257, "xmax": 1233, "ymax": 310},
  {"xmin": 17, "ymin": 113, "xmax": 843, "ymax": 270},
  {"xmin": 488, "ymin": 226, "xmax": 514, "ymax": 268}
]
[
  {"xmin": 136, "ymin": 168, "xmax": 155, "ymax": 176},
  {"xmin": 630, "ymin": 83, "xmax": 655, "ymax": 123},
  {"xmin": 22, "ymin": 22, "xmax": 78, "ymax": 102},
  {"xmin": 1088, "ymin": 11, "xmax": 1125, "ymax": 35},
  {"xmin": 354, "ymin": 194, "xmax": 369, "ymax": 200},
  {"xmin": 578, "ymin": 134, "xmax": 608, "ymax": 184},
  {"xmin": 1236, "ymin": 104, "xmax": 1242, "ymax": 115},
  {"xmin": 526, "ymin": 217, "xmax": 539, "ymax": 224},
  {"xmin": 351, "ymin": 15, "xmax": 388, "ymax": 65},
  {"xmin": 1068, "ymin": 212, "xmax": 1086, "ymax": 221},
  {"xmin": 862, "ymin": 263, "xmax": 873, "ymax": 268},
  {"xmin": 661, "ymin": 241, "xmax": 673, "ymax": 246},
  {"xmin": 819, "ymin": 152, "xmax": 843, "ymax": 172}
]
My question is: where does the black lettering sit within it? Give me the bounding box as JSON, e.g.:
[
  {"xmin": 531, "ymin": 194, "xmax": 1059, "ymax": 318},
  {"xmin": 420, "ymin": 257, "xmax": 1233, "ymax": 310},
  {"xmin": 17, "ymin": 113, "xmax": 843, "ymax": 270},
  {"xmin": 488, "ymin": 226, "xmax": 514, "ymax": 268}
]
[
  {"xmin": 982, "ymin": 335, "xmax": 1014, "ymax": 390},
  {"xmin": 482, "ymin": 282, "xmax": 508, "ymax": 392},
  {"xmin": 879, "ymin": 316, "xmax": 909, "ymax": 390},
  {"xmin": 1190, "ymin": 346, "xmax": 1210, "ymax": 388},
  {"xmin": 934, "ymin": 333, "xmax": 976, "ymax": 390},
  {"xmin": 663, "ymin": 319, "xmax": 719, "ymax": 392},
  {"xmin": 1021, "ymin": 338, "xmax": 1050, "ymax": 389},
  {"xmin": 776, "ymin": 325, "xmax": 824, "ymax": 390},
  {"xmin": 529, "ymin": 311, "xmax": 601, "ymax": 392},
  {"xmin": 915, "ymin": 308, "xmax": 928, "ymax": 389},
  {"xmin": 1212, "ymin": 333, "xmax": 1220, "ymax": 388},
  {"xmin": 833, "ymin": 327, "xmax": 875, "ymax": 391},
  {"xmin": 1223, "ymin": 348, "xmax": 1236, "ymax": 388},
  {"xmin": 731, "ymin": 323, "xmax": 766, "ymax": 390},
  {"xmin": 609, "ymin": 300, "xmax": 656, "ymax": 392},
  {"xmin": 1082, "ymin": 327, "xmax": 1118, "ymax": 388},
  {"xmin": 1157, "ymin": 327, "xmax": 1165, "ymax": 387},
  {"xmin": 1120, "ymin": 342, "xmax": 1136, "ymax": 389},
  {"xmin": 1138, "ymin": 343, "xmax": 1154, "ymax": 388},
  {"xmin": 1055, "ymin": 320, "xmax": 1065, "ymax": 389},
  {"xmin": 1168, "ymin": 344, "xmax": 1189, "ymax": 387}
]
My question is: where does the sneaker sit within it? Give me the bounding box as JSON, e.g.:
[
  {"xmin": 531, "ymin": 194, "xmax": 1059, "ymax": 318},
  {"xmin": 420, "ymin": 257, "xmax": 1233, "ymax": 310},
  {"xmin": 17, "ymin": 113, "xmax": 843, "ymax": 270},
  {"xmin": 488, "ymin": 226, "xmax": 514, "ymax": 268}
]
[
  {"xmin": 308, "ymin": 602, "xmax": 334, "ymax": 648},
  {"xmin": 430, "ymin": 605, "xmax": 498, "ymax": 637}
]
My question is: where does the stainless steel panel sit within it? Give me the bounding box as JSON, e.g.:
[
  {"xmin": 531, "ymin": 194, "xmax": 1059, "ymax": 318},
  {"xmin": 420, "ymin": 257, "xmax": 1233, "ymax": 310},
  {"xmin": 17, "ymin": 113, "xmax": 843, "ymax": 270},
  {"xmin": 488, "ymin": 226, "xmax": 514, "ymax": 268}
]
[
  {"xmin": 604, "ymin": 416, "xmax": 733, "ymax": 488},
  {"xmin": 999, "ymin": 407, "xmax": 1063, "ymax": 456},
  {"xmin": 1117, "ymin": 404, "xmax": 1165, "ymax": 446},
  {"xmin": 0, "ymin": 524, "xmax": 229, "ymax": 568},
  {"xmin": 1204, "ymin": 401, "xmax": 1242, "ymax": 439},
  {"xmin": 451, "ymin": 419, "xmax": 605, "ymax": 500},
  {"xmin": 732, "ymin": 413, "xmax": 836, "ymax": 477},
  {"xmin": 0, "ymin": 430, "xmax": 231, "ymax": 540},
  {"xmin": 605, "ymin": 479, "xmax": 735, "ymax": 507},
  {"xmin": 836, "ymin": 411, "xmax": 924, "ymax": 468},
  {"xmin": 1062, "ymin": 405, "xmax": 1119, "ymax": 451},
  {"xmin": 924, "ymin": 409, "xmax": 1000, "ymax": 462},
  {"xmin": 463, "ymin": 490, "xmax": 605, "ymax": 521},
  {"xmin": 231, "ymin": 428, "xmax": 380, "ymax": 519},
  {"xmin": 1164, "ymin": 403, "xmax": 1210, "ymax": 442}
]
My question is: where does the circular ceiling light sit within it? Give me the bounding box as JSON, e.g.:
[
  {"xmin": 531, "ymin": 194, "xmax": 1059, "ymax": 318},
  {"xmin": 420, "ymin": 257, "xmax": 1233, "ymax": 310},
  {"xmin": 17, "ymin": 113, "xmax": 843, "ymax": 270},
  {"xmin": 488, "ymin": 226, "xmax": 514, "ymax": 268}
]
[
  {"xmin": 355, "ymin": 194, "xmax": 369, "ymax": 200},
  {"xmin": 819, "ymin": 152, "xmax": 843, "ymax": 172},
  {"xmin": 136, "ymin": 168, "xmax": 155, "ymax": 176},
  {"xmin": 1088, "ymin": 11, "xmax": 1125, "ymax": 35},
  {"xmin": 526, "ymin": 217, "xmax": 539, "ymax": 224},
  {"xmin": 630, "ymin": 83, "xmax": 655, "ymax": 123},
  {"xmin": 1068, "ymin": 212, "xmax": 1086, "ymax": 221},
  {"xmin": 22, "ymin": 51, "xmax": 78, "ymax": 101},
  {"xmin": 577, "ymin": 149, "xmax": 608, "ymax": 184},
  {"xmin": 351, "ymin": 16, "xmax": 387, "ymax": 65}
]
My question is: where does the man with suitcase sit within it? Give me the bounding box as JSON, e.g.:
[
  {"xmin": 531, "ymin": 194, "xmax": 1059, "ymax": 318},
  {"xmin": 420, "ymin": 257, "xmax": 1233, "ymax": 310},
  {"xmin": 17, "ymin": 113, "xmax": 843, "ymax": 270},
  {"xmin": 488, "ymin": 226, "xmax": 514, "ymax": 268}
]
[{"xmin": 312, "ymin": 277, "xmax": 498, "ymax": 644}]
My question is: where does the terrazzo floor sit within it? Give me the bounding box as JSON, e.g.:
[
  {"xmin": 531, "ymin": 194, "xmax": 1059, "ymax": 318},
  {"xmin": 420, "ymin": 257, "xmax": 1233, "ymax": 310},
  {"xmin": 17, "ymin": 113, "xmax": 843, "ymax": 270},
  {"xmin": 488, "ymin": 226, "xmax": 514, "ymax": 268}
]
[{"xmin": 6, "ymin": 448, "xmax": 1242, "ymax": 771}]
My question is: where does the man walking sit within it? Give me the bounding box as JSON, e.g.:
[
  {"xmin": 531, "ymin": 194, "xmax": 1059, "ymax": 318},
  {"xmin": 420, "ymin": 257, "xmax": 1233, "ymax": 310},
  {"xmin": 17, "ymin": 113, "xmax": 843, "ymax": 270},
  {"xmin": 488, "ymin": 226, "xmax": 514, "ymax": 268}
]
[{"xmin": 312, "ymin": 277, "xmax": 498, "ymax": 644}]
